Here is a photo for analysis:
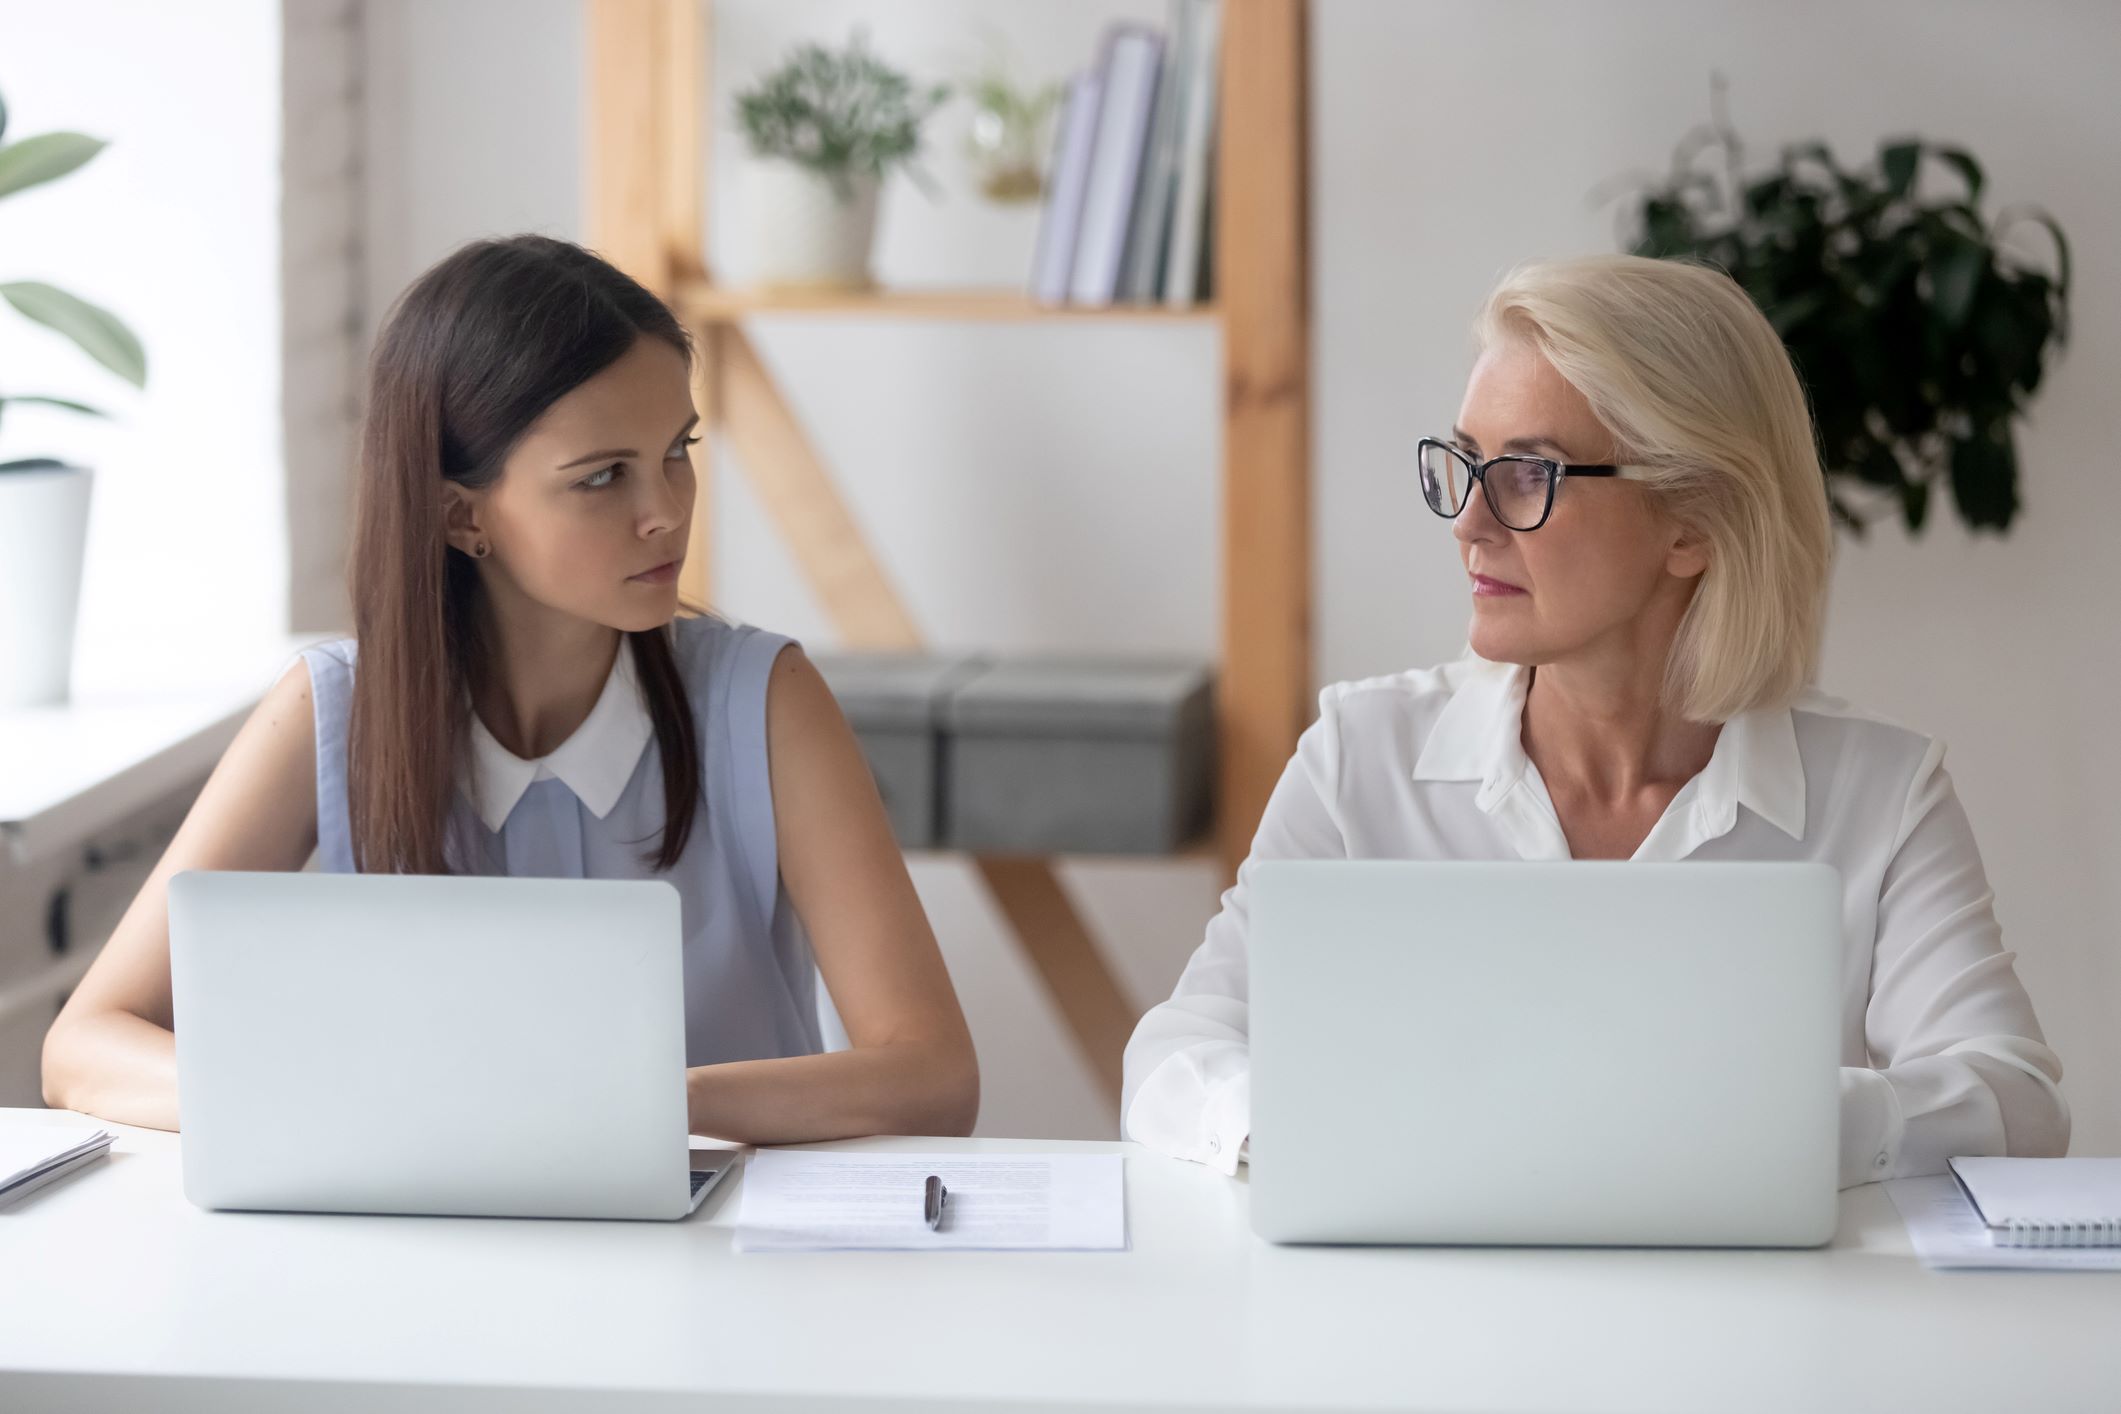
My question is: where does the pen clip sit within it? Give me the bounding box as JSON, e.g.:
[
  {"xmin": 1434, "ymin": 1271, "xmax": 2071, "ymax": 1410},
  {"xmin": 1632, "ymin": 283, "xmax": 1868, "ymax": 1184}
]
[{"xmin": 923, "ymin": 1173, "xmax": 947, "ymax": 1231}]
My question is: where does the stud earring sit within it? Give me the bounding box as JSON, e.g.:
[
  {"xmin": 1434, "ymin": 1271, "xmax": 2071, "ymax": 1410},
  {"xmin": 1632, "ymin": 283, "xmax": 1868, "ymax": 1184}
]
[{"xmin": 473, "ymin": 541, "xmax": 489, "ymax": 559}]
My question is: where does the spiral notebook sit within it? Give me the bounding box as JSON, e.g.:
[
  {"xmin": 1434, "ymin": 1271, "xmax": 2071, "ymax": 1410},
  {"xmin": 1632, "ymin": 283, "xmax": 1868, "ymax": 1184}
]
[
  {"xmin": 0, "ymin": 1124, "xmax": 112, "ymax": 1207},
  {"xmin": 1950, "ymin": 1157, "xmax": 2121, "ymax": 1248}
]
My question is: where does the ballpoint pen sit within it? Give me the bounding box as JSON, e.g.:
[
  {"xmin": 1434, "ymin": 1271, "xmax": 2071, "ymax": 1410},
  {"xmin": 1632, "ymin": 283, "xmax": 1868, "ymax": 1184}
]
[{"xmin": 923, "ymin": 1173, "xmax": 948, "ymax": 1231}]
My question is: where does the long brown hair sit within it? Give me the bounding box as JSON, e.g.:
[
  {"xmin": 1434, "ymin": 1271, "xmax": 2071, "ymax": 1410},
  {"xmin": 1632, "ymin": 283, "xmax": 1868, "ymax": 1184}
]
[{"xmin": 346, "ymin": 235, "xmax": 702, "ymax": 875}]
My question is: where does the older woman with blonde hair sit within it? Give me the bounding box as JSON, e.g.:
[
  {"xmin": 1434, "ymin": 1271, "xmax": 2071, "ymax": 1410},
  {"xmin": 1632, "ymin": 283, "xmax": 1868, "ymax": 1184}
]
[{"xmin": 1123, "ymin": 254, "xmax": 2066, "ymax": 1188}]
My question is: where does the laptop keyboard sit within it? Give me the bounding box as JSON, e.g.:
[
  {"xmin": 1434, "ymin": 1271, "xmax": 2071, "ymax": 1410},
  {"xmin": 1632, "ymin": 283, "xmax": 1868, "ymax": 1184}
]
[{"xmin": 689, "ymin": 1169, "xmax": 715, "ymax": 1196}]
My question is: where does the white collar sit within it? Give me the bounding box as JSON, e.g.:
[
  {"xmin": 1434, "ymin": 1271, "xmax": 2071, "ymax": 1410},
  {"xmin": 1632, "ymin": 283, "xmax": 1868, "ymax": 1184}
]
[
  {"xmin": 1411, "ymin": 658, "xmax": 1806, "ymax": 841},
  {"xmin": 460, "ymin": 643, "xmax": 654, "ymax": 833}
]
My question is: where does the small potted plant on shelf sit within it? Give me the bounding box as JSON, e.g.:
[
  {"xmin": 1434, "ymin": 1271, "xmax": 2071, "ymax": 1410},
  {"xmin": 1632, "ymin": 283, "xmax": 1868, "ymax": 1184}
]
[
  {"xmin": 961, "ymin": 58, "xmax": 1061, "ymax": 205},
  {"xmin": 734, "ymin": 30, "xmax": 948, "ymax": 290},
  {"xmin": 0, "ymin": 87, "xmax": 147, "ymax": 709}
]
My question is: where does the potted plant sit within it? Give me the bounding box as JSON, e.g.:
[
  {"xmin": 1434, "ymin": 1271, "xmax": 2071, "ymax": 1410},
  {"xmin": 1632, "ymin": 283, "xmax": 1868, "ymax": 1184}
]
[
  {"xmin": 1618, "ymin": 89, "xmax": 2069, "ymax": 536},
  {"xmin": 734, "ymin": 31, "xmax": 948, "ymax": 290},
  {"xmin": 0, "ymin": 88, "xmax": 146, "ymax": 708},
  {"xmin": 961, "ymin": 60, "xmax": 1061, "ymax": 205}
]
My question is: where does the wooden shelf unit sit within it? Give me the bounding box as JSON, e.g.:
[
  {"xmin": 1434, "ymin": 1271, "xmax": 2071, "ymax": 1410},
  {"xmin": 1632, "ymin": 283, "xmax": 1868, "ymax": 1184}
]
[{"xmin": 585, "ymin": 0, "xmax": 1311, "ymax": 1112}]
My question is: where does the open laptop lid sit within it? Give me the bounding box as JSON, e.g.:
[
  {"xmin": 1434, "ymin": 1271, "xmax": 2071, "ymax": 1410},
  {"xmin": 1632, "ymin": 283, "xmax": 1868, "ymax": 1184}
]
[
  {"xmin": 1248, "ymin": 860, "xmax": 1841, "ymax": 1247},
  {"xmin": 170, "ymin": 871, "xmax": 692, "ymax": 1220}
]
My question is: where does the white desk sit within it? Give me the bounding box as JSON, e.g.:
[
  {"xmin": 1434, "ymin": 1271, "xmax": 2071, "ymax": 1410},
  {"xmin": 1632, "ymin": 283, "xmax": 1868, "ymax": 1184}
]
[{"xmin": 3, "ymin": 1110, "xmax": 2119, "ymax": 1412}]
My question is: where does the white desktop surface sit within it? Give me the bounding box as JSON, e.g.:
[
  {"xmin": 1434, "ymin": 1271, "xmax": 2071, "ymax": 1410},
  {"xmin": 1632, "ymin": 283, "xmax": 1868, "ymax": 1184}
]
[{"xmin": 2, "ymin": 1108, "xmax": 2119, "ymax": 1412}]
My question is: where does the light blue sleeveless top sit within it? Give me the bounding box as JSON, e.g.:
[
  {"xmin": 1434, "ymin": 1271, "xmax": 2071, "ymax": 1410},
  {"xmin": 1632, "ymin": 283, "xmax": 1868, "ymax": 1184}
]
[{"xmin": 301, "ymin": 616, "xmax": 824, "ymax": 1067}]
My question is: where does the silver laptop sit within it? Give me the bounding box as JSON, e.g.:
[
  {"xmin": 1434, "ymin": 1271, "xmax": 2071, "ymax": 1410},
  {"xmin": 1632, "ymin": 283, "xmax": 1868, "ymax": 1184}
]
[
  {"xmin": 1248, "ymin": 861, "xmax": 1841, "ymax": 1248},
  {"xmin": 169, "ymin": 871, "xmax": 728, "ymax": 1220}
]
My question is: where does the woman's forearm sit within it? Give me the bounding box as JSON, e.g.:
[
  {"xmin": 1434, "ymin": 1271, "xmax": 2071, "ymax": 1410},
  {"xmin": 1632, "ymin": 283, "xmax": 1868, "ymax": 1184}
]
[
  {"xmin": 685, "ymin": 1041, "xmax": 979, "ymax": 1145},
  {"xmin": 46, "ymin": 1009, "xmax": 979, "ymax": 1144},
  {"xmin": 42, "ymin": 1010, "xmax": 181, "ymax": 1132}
]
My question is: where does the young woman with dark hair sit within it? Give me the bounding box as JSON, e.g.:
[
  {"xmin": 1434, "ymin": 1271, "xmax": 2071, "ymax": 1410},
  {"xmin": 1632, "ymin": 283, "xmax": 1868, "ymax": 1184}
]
[{"xmin": 42, "ymin": 235, "xmax": 980, "ymax": 1141}]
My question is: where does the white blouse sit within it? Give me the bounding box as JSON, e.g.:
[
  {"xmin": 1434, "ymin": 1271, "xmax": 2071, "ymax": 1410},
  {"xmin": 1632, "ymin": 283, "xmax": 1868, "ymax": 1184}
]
[{"xmin": 1122, "ymin": 657, "xmax": 2069, "ymax": 1188}]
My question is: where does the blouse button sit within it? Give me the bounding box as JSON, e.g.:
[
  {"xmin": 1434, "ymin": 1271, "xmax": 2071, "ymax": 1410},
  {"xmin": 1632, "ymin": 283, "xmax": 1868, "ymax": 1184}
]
[{"xmin": 1207, "ymin": 1136, "xmax": 1222, "ymax": 1154}]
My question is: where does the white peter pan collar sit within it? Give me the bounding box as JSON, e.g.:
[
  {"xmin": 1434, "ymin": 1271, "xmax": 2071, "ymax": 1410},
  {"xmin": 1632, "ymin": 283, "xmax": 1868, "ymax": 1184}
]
[
  {"xmin": 461, "ymin": 642, "xmax": 654, "ymax": 833},
  {"xmin": 1411, "ymin": 657, "xmax": 1806, "ymax": 842}
]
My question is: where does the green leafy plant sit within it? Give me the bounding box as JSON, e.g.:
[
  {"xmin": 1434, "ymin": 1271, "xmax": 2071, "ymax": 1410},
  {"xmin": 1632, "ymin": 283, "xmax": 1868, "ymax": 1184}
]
[
  {"xmin": 735, "ymin": 31, "xmax": 950, "ymax": 201},
  {"xmin": 0, "ymin": 87, "xmax": 147, "ymax": 475},
  {"xmin": 1619, "ymin": 92, "xmax": 2069, "ymax": 535}
]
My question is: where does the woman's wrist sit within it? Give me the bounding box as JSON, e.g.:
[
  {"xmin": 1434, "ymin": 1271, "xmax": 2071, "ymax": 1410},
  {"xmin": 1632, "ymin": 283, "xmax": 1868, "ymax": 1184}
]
[{"xmin": 682, "ymin": 1064, "xmax": 723, "ymax": 1141}]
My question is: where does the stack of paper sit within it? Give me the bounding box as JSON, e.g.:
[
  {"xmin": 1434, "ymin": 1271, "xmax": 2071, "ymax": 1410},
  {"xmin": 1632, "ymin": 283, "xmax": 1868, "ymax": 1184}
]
[
  {"xmin": 0, "ymin": 1125, "xmax": 113, "ymax": 1207},
  {"xmin": 735, "ymin": 1151, "xmax": 1126, "ymax": 1253}
]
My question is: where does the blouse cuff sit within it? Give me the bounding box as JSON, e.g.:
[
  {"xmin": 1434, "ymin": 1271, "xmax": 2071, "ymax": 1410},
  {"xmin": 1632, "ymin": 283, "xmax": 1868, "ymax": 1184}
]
[
  {"xmin": 1839, "ymin": 1065, "xmax": 1906, "ymax": 1188},
  {"xmin": 1198, "ymin": 1070, "xmax": 1251, "ymax": 1177}
]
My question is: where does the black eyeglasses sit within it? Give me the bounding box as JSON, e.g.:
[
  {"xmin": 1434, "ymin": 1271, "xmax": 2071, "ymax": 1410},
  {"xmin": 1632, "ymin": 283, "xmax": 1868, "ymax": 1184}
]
[{"xmin": 1417, "ymin": 437, "xmax": 1636, "ymax": 532}]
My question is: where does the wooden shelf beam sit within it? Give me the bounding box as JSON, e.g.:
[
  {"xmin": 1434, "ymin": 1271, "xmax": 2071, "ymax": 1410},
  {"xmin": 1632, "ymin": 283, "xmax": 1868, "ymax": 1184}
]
[{"xmin": 1216, "ymin": 0, "xmax": 1313, "ymax": 880}]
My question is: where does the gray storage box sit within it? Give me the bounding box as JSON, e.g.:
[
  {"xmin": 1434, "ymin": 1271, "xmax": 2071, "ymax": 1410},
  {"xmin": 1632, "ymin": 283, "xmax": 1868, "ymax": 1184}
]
[
  {"xmin": 943, "ymin": 658, "xmax": 1214, "ymax": 855},
  {"xmin": 810, "ymin": 652, "xmax": 984, "ymax": 848}
]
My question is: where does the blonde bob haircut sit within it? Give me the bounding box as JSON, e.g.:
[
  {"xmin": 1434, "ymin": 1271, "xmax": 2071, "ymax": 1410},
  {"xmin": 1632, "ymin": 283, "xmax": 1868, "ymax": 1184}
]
[{"xmin": 1475, "ymin": 254, "xmax": 1834, "ymax": 724}]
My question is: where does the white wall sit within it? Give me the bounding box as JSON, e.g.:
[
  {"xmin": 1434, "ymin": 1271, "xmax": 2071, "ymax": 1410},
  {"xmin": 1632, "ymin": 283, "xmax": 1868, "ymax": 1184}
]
[
  {"xmin": 0, "ymin": 0, "xmax": 285, "ymax": 686},
  {"xmin": 353, "ymin": 0, "xmax": 2121, "ymax": 1149}
]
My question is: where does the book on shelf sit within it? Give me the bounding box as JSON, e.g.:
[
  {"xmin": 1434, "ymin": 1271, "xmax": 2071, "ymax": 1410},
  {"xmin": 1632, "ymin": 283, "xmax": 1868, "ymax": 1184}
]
[
  {"xmin": 1030, "ymin": 68, "xmax": 1105, "ymax": 305},
  {"xmin": 1029, "ymin": 0, "xmax": 1221, "ymax": 310},
  {"xmin": 1159, "ymin": 0, "xmax": 1220, "ymax": 308},
  {"xmin": 1067, "ymin": 25, "xmax": 1166, "ymax": 306},
  {"xmin": 1117, "ymin": 0, "xmax": 1195, "ymax": 303}
]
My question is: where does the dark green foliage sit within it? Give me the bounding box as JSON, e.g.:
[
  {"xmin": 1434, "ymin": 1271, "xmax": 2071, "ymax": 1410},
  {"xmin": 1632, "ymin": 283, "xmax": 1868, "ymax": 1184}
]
[{"xmin": 1622, "ymin": 108, "xmax": 2070, "ymax": 536}]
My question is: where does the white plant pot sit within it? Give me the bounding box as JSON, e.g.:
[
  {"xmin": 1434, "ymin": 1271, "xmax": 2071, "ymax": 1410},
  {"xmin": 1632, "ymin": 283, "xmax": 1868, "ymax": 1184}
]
[
  {"xmin": 743, "ymin": 161, "xmax": 880, "ymax": 290},
  {"xmin": 0, "ymin": 463, "xmax": 93, "ymax": 709}
]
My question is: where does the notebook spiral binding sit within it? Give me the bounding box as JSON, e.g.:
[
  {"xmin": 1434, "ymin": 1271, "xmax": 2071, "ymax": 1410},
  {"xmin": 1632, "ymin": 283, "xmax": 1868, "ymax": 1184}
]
[{"xmin": 1997, "ymin": 1218, "xmax": 2121, "ymax": 1248}]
